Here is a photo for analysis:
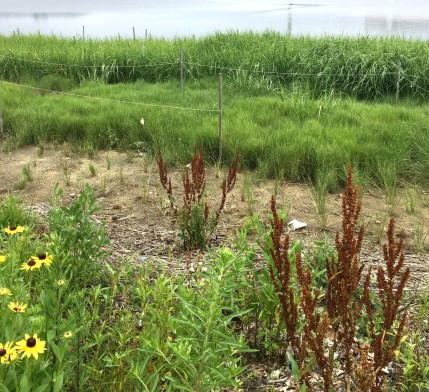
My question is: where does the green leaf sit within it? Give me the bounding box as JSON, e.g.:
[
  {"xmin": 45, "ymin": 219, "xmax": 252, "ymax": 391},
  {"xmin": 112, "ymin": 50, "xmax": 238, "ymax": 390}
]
[
  {"xmin": 286, "ymin": 352, "xmax": 300, "ymax": 381},
  {"xmin": 47, "ymin": 329, "xmax": 56, "ymax": 342},
  {"xmin": 33, "ymin": 384, "xmax": 50, "ymax": 392},
  {"xmin": 53, "ymin": 372, "xmax": 64, "ymax": 392},
  {"xmin": 50, "ymin": 341, "xmax": 64, "ymax": 362},
  {"xmin": 19, "ymin": 375, "xmax": 30, "ymax": 392}
]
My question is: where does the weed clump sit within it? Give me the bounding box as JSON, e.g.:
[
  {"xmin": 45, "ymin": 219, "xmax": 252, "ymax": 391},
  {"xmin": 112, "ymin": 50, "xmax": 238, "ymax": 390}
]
[
  {"xmin": 157, "ymin": 145, "xmax": 239, "ymax": 250},
  {"xmin": 265, "ymin": 164, "xmax": 411, "ymax": 391}
]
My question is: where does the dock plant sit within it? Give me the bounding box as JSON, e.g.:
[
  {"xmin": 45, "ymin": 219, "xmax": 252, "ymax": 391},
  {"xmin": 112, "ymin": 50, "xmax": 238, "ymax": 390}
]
[
  {"xmin": 157, "ymin": 145, "xmax": 239, "ymax": 250},
  {"xmin": 265, "ymin": 165, "xmax": 411, "ymax": 391}
]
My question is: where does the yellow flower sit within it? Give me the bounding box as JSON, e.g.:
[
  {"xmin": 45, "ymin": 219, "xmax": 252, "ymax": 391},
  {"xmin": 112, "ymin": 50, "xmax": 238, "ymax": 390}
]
[
  {"xmin": 64, "ymin": 331, "xmax": 73, "ymax": 339},
  {"xmin": 0, "ymin": 287, "xmax": 12, "ymax": 296},
  {"xmin": 31, "ymin": 253, "xmax": 54, "ymax": 267},
  {"xmin": 4, "ymin": 225, "xmax": 25, "ymax": 235},
  {"xmin": 56, "ymin": 279, "xmax": 65, "ymax": 287},
  {"xmin": 0, "ymin": 342, "xmax": 17, "ymax": 364},
  {"xmin": 21, "ymin": 258, "xmax": 41, "ymax": 271},
  {"xmin": 8, "ymin": 301, "xmax": 27, "ymax": 313},
  {"xmin": 16, "ymin": 334, "xmax": 46, "ymax": 360},
  {"xmin": 0, "ymin": 255, "xmax": 6, "ymax": 263}
]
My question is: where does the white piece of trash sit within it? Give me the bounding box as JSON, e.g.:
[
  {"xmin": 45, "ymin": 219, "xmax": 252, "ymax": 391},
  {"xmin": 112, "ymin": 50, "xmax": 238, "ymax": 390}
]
[{"xmin": 288, "ymin": 219, "xmax": 307, "ymax": 231}]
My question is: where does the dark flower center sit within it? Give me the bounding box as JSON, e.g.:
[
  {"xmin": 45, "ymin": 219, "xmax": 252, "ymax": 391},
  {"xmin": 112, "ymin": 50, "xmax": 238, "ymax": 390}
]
[
  {"xmin": 9, "ymin": 225, "xmax": 17, "ymax": 231},
  {"xmin": 28, "ymin": 259, "xmax": 36, "ymax": 267},
  {"xmin": 27, "ymin": 338, "xmax": 37, "ymax": 348},
  {"xmin": 38, "ymin": 253, "xmax": 47, "ymax": 260},
  {"xmin": 13, "ymin": 307, "xmax": 20, "ymax": 312},
  {"xmin": 0, "ymin": 349, "xmax": 6, "ymax": 357}
]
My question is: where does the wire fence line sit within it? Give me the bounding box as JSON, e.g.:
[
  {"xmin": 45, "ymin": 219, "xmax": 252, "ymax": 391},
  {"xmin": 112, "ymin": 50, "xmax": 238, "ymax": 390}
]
[
  {"xmin": 0, "ymin": 55, "xmax": 179, "ymax": 69},
  {"xmin": 1, "ymin": 50, "xmax": 429, "ymax": 104},
  {"xmin": 0, "ymin": 80, "xmax": 219, "ymax": 113},
  {"xmin": 0, "ymin": 53, "xmax": 415, "ymax": 78},
  {"xmin": 401, "ymin": 75, "xmax": 429, "ymax": 96}
]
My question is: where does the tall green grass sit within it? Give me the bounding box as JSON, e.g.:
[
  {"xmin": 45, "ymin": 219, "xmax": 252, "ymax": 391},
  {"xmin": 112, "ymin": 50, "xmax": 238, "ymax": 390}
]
[
  {"xmin": 1, "ymin": 79, "xmax": 429, "ymax": 188},
  {"xmin": 1, "ymin": 32, "xmax": 429, "ymax": 99}
]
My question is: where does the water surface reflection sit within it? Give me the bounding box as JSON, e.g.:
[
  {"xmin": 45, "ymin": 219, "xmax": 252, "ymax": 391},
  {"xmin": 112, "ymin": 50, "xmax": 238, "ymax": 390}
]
[{"xmin": 0, "ymin": 0, "xmax": 428, "ymax": 39}]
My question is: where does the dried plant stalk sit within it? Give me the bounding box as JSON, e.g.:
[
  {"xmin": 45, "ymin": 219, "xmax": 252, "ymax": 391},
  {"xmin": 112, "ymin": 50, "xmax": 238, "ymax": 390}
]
[
  {"xmin": 325, "ymin": 164, "xmax": 365, "ymax": 382},
  {"xmin": 216, "ymin": 153, "xmax": 239, "ymax": 219},
  {"xmin": 363, "ymin": 218, "xmax": 410, "ymax": 392},
  {"xmin": 156, "ymin": 145, "xmax": 238, "ymax": 249},
  {"xmin": 156, "ymin": 145, "xmax": 174, "ymax": 209}
]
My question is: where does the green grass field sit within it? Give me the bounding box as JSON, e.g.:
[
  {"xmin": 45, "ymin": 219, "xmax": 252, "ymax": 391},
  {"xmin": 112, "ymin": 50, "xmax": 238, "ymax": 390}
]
[{"xmin": 1, "ymin": 32, "xmax": 429, "ymax": 188}]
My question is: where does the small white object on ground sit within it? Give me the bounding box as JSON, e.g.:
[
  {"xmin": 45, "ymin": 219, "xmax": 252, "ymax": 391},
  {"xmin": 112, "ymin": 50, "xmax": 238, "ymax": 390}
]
[{"xmin": 287, "ymin": 219, "xmax": 307, "ymax": 231}]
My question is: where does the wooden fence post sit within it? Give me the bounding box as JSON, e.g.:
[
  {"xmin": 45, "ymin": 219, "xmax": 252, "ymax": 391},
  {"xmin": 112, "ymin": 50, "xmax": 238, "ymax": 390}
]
[{"xmin": 218, "ymin": 73, "xmax": 223, "ymax": 166}]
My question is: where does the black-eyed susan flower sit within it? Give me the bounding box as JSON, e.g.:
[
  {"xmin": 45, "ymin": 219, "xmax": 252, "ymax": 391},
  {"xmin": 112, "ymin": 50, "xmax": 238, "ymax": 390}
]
[
  {"xmin": 0, "ymin": 342, "xmax": 17, "ymax": 364},
  {"xmin": 0, "ymin": 255, "xmax": 6, "ymax": 263},
  {"xmin": 16, "ymin": 334, "xmax": 46, "ymax": 360},
  {"xmin": 4, "ymin": 225, "xmax": 25, "ymax": 235},
  {"xmin": 63, "ymin": 331, "xmax": 73, "ymax": 339},
  {"xmin": 8, "ymin": 301, "xmax": 27, "ymax": 313},
  {"xmin": 31, "ymin": 253, "xmax": 53, "ymax": 267},
  {"xmin": 0, "ymin": 287, "xmax": 12, "ymax": 296},
  {"xmin": 56, "ymin": 279, "xmax": 65, "ymax": 287},
  {"xmin": 21, "ymin": 258, "xmax": 41, "ymax": 271}
]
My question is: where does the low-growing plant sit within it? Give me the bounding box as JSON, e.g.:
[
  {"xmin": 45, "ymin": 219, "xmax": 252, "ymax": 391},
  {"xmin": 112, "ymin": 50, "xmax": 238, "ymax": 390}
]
[
  {"xmin": 0, "ymin": 195, "xmax": 34, "ymax": 229},
  {"xmin": 241, "ymin": 172, "xmax": 258, "ymax": 216},
  {"xmin": 411, "ymin": 217, "xmax": 426, "ymax": 253},
  {"xmin": 12, "ymin": 176, "xmax": 28, "ymax": 190},
  {"xmin": 61, "ymin": 159, "xmax": 71, "ymax": 186},
  {"xmin": 395, "ymin": 329, "xmax": 429, "ymax": 391},
  {"xmin": 404, "ymin": 187, "xmax": 417, "ymax": 215},
  {"xmin": 157, "ymin": 145, "xmax": 239, "ymax": 250},
  {"xmin": 48, "ymin": 184, "xmax": 110, "ymax": 289},
  {"xmin": 88, "ymin": 161, "xmax": 96, "ymax": 177},
  {"xmin": 311, "ymin": 168, "xmax": 336, "ymax": 228},
  {"xmin": 22, "ymin": 164, "xmax": 33, "ymax": 183},
  {"xmin": 377, "ymin": 162, "xmax": 398, "ymax": 207}
]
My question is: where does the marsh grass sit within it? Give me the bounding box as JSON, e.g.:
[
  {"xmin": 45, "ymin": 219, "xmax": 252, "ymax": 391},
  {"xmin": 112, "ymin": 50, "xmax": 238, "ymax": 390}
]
[
  {"xmin": 2, "ymin": 33, "xmax": 429, "ymax": 99},
  {"xmin": 311, "ymin": 168, "xmax": 337, "ymax": 228},
  {"xmin": 241, "ymin": 172, "xmax": 258, "ymax": 215},
  {"xmin": 2, "ymin": 80, "xmax": 429, "ymax": 189},
  {"xmin": 377, "ymin": 162, "xmax": 398, "ymax": 206},
  {"xmin": 411, "ymin": 217, "xmax": 427, "ymax": 253},
  {"xmin": 2, "ymin": 34, "xmax": 429, "ymax": 190},
  {"xmin": 404, "ymin": 186, "xmax": 418, "ymax": 215}
]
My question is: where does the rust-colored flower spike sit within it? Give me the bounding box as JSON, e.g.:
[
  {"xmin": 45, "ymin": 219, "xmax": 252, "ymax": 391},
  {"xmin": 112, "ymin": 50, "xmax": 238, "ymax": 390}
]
[
  {"xmin": 156, "ymin": 145, "xmax": 175, "ymax": 209},
  {"xmin": 216, "ymin": 152, "xmax": 239, "ymax": 219},
  {"xmin": 267, "ymin": 197, "xmax": 301, "ymax": 367},
  {"xmin": 366, "ymin": 218, "xmax": 410, "ymax": 392},
  {"xmin": 353, "ymin": 343, "xmax": 377, "ymax": 392},
  {"xmin": 325, "ymin": 164, "xmax": 365, "ymax": 382},
  {"xmin": 296, "ymin": 253, "xmax": 331, "ymax": 391},
  {"xmin": 190, "ymin": 145, "xmax": 206, "ymax": 201},
  {"xmin": 181, "ymin": 146, "xmax": 207, "ymax": 214}
]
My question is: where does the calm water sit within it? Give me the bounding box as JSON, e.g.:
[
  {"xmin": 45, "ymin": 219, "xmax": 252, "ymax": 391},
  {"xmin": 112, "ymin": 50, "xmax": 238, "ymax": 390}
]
[{"xmin": 1, "ymin": 0, "xmax": 429, "ymax": 39}]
